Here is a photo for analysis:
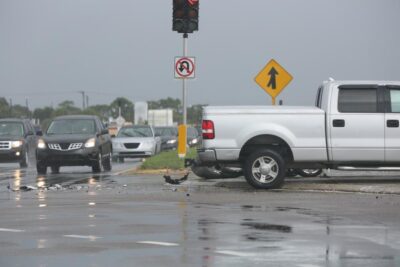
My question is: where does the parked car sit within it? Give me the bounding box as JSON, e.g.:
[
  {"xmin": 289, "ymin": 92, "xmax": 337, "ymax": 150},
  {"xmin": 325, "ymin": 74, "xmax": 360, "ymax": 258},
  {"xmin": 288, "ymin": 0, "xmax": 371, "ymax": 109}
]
[
  {"xmin": 155, "ymin": 126, "xmax": 178, "ymax": 151},
  {"xmin": 112, "ymin": 125, "xmax": 161, "ymax": 162},
  {"xmin": 0, "ymin": 118, "xmax": 39, "ymax": 168},
  {"xmin": 197, "ymin": 80, "xmax": 400, "ymax": 189},
  {"xmin": 187, "ymin": 126, "xmax": 200, "ymax": 147},
  {"xmin": 36, "ymin": 115, "xmax": 112, "ymax": 174}
]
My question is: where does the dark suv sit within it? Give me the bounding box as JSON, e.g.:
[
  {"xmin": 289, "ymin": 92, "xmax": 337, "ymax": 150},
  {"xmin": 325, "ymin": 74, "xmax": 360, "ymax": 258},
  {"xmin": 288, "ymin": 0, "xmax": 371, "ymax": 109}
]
[
  {"xmin": 0, "ymin": 118, "xmax": 38, "ymax": 168},
  {"xmin": 36, "ymin": 115, "xmax": 112, "ymax": 174}
]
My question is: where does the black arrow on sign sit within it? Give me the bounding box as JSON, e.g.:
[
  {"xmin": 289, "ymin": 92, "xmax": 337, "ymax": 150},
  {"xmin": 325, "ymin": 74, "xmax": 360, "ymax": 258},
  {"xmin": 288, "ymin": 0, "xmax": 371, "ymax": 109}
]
[
  {"xmin": 267, "ymin": 67, "xmax": 279, "ymax": 89},
  {"xmin": 179, "ymin": 61, "xmax": 190, "ymax": 73}
]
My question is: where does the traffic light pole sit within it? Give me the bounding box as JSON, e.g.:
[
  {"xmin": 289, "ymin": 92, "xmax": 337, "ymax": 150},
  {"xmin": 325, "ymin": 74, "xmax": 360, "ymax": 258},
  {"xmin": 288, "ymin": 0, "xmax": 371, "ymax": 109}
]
[{"xmin": 182, "ymin": 33, "xmax": 188, "ymax": 126}]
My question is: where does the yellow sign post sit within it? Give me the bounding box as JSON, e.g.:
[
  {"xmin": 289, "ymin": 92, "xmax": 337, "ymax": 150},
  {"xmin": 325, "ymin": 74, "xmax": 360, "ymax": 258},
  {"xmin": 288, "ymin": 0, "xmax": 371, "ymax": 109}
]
[
  {"xmin": 178, "ymin": 124, "xmax": 187, "ymax": 158},
  {"xmin": 254, "ymin": 59, "xmax": 293, "ymax": 105}
]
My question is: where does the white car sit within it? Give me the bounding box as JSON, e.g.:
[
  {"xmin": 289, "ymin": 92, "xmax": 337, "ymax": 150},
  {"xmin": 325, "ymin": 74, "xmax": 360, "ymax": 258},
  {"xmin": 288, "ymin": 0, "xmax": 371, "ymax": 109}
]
[{"xmin": 112, "ymin": 125, "xmax": 161, "ymax": 162}]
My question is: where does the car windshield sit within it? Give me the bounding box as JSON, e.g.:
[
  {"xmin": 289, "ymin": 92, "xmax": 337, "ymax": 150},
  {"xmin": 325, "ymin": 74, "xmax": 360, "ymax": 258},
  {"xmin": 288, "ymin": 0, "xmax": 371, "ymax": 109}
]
[
  {"xmin": 155, "ymin": 127, "xmax": 177, "ymax": 137},
  {"xmin": 118, "ymin": 127, "xmax": 153, "ymax": 138},
  {"xmin": 47, "ymin": 119, "xmax": 96, "ymax": 135},
  {"xmin": 0, "ymin": 122, "xmax": 24, "ymax": 137}
]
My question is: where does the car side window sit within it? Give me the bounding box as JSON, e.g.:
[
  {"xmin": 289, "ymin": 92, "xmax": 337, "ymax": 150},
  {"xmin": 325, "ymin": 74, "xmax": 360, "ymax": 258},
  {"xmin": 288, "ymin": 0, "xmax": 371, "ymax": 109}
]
[
  {"xmin": 388, "ymin": 89, "xmax": 400, "ymax": 113},
  {"xmin": 338, "ymin": 88, "xmax": 378, "ymax": 113}
]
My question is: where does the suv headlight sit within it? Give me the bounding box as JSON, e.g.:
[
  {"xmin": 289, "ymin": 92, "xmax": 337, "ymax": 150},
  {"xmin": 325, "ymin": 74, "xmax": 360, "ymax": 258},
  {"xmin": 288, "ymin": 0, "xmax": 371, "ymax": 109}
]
[
  {"xmin": 167, "ymin": 139, "xmax": 177, "ymax": 144},
  {"xmin": 11, "ymin": 140, "xmax": 23, "ymax": 148},
  {"xmin": 85, "ymin": 138, "xmax": 96, "ymax": 148},
  {"xmin": 190, "ymin": 138, "xmax": 198, "ymax": 145},
  {"xmin": 37, "ymin": 139, "xmax": 46, "ymax": 149}
]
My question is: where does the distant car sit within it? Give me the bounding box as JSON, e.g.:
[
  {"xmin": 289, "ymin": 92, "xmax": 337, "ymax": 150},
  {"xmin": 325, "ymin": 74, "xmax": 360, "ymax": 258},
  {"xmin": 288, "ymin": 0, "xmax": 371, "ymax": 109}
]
[
  {"xmin": 0, "ymin": 118, "xmax": 39, "ymax": 168},
  {"xmin": 112, "ymin": 125, "xmax": 161, "ymax": 162},
  {"xmin": 36, "ymin": 115, "xmax": 112, "ymax": 174},
  {"xmin": 187, "ymin": 126, "xmax": 200, "ymax": 147},
  {"xmin": 155, "ymin": 126, "xmax": 178, "ymax": 151}
]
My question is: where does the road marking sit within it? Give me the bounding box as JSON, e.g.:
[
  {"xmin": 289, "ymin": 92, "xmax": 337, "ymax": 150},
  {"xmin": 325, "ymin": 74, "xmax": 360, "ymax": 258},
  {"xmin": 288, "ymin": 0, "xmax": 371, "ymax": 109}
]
[
  {"xmin": 136, "ymin": 241, "xmax": 179, "ymax": 247},
  {"xmin": 63, "ymin": 235, "xmax": 102, "ymax": 240},
  {"xmin": 0, "ymin": 228, "xmax": 25, "ymax": 233},
  {"xmin": 216, "ymin": 250, "xmax": 254, "ymax": 257}
]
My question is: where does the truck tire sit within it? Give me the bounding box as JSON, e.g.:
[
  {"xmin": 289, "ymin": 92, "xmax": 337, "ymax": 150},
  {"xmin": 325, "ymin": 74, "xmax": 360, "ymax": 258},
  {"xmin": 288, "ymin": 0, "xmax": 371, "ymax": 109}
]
[
  {"xmin": 296, "ymin": 169, "xmax": 323, "ymax": 177},
  {"xmin": 244, "ymin": 149, "xmax": 286, "ymax": 189}
]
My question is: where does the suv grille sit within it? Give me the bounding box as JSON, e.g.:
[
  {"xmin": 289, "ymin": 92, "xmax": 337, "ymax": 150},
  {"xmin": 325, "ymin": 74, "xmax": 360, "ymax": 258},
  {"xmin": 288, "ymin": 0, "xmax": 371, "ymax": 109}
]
[
  {"xmin": 124, "ymin": 143, "xmax": 140, "ymax": 149},
  {"xmin": 0, "ymin": 141, "xmax": 11, "ymax": 150},
  {"xmin": 48, "ymin": 143, "xmax": 83, "ymax": 151}
]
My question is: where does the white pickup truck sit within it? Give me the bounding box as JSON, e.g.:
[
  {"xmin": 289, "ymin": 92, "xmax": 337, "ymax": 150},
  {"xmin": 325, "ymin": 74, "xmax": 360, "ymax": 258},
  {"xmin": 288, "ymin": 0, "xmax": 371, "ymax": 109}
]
[{"xmin": 197, "ymin": 80, "xmax": 400, "ymax": 189}]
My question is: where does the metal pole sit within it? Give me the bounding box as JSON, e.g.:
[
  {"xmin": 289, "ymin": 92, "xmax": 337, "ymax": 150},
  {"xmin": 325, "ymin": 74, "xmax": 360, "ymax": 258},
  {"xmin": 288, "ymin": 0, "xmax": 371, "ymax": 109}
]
[{"xmin": 183, "ymin": 33, "xmax": 188, "ymax": 125}]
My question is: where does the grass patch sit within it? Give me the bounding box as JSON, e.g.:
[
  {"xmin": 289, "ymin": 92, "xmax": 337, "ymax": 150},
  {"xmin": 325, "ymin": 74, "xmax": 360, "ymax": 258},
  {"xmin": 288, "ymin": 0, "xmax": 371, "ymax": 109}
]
[{"xmin": 140, "ymin": 148, "xmax": 197, "ymax": 170}]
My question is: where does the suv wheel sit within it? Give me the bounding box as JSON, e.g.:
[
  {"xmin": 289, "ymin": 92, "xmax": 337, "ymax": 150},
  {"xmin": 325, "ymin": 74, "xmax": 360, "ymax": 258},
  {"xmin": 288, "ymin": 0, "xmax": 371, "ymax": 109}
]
[
  {"xmin": 19, "ymin": 151, "xmax": 29, "ymax": 168},
  {"xmin": 92, "ymin": 153, "xmax": 103, "ymax": 173},
  {"xmin": 51, "ymin": 166, "xmax": 60, "ymax": 174},
  {"xmin": 37, "ymin": 163, "xmax": 47, "ymax": 175},
  {"xmin": 244, "ymin": 149, "xmax": 286, "ymax": 189},
  {"xmin": 103, "ymin": 153, "xmax": 112, "ymax": 171}
]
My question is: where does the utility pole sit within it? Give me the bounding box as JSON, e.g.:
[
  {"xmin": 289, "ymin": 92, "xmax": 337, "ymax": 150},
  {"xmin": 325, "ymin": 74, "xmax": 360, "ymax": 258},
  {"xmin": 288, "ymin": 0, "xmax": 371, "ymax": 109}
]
[
  {"xmin": 9, "ymin": 98, "xmax": 12, "ymax": 117},
  {"xmin": 78, "ymin": 91, "xmax": 86, "ymax": 110},
  {"xmin": 182, "ymin": 33, "xmax": 188, "ymax": 126},
  {"xmin": 25, "ymin": 98, "xmax": 30, "ymax": 118},
  {"xmin": 86, "ymin": 95, "xmax": 89, "ymax": 108}
]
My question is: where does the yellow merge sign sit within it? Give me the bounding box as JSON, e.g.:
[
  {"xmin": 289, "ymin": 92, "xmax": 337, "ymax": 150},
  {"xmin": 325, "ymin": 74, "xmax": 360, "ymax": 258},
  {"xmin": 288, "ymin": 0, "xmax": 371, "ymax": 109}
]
[{"xmin": 254, "ymin": 59, "xmax": 293, "ymax": 104}]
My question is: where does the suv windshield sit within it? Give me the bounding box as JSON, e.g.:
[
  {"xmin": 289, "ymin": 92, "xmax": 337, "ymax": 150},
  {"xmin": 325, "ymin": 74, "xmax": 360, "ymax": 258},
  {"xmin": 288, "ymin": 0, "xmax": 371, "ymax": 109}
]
[
  {"xmin": 188, "ymin": 127, "xmax": 198, "ymax": 138},
  {"xmin": 0, "ymin": 122, "xmax": 24, "ymax": 137},
  {"xmin": 47, "ymin": 119, "xmax": 96, "ymax": 135},
  {"xmin": 118, "ymin": 127, "xmax": 153, "ymax": 138},
  {"xmin": 155, "ymin": 127, "xmax": 177, "ymax": 137}
]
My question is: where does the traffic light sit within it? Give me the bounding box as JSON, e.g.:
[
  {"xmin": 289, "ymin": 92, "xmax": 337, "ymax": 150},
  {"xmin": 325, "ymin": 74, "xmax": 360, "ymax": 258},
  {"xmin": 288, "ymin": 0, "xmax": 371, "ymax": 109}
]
[{"xmin": 173, "ymin": 0, "xmax": 199, "ymax": 34}]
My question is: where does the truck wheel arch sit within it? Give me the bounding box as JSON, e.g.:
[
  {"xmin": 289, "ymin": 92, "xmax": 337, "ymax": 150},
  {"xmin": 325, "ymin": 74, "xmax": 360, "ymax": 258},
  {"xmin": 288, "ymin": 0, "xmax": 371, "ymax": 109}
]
[{"xmin": 239, "ymin": 135, "xmax": 294, "ymax": 164}]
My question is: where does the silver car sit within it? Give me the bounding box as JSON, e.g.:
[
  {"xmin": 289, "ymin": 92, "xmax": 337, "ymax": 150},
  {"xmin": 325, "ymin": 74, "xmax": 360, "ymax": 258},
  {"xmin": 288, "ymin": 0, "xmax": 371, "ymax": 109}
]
[{"xmin": 112, "ymin": 125, "xmax": 161, "ymax": 162}]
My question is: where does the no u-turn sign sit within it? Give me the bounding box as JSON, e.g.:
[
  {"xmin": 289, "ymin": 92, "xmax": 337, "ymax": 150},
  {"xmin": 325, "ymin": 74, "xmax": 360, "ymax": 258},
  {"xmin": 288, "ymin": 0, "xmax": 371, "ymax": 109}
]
[{"xmin": 175, "ymin": 57, "xmax": 196, "ymax": 79}]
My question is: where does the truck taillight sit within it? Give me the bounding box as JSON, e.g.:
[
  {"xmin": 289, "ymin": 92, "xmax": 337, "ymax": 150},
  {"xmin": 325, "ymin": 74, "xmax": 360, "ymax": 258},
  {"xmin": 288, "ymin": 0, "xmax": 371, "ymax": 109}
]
[{"xmin": 202, "ymin": 120, "xmax": 215, "ymax": 139}]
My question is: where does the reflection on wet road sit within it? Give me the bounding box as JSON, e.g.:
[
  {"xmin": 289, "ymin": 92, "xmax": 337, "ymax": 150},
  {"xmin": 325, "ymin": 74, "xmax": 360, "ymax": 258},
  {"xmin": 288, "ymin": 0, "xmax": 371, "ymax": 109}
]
[
  {"xmin": 0, "ymin": 165, "xmax": 399, "ymax": 266},
  {"xmin": 0, "ymin": 160, "xmax": 140, "ymax": 195}
]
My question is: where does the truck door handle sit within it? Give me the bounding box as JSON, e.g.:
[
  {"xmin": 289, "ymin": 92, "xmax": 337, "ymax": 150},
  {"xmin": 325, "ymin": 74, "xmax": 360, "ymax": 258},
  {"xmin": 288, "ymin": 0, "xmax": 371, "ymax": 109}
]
[
  {"xmin": 387, "ymin": 120, "xmax": 399, "ymax": 128},
  {"xmin": 333, "ymin": 119, "xmax": 345, "ymax": 127}
]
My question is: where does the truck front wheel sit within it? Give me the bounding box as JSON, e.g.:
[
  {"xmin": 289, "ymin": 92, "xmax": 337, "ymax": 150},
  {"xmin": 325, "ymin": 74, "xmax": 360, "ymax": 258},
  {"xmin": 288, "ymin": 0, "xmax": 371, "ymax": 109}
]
[{"xmin": 244, "ymin": 149, "xmax": 286, "ymax": 189}]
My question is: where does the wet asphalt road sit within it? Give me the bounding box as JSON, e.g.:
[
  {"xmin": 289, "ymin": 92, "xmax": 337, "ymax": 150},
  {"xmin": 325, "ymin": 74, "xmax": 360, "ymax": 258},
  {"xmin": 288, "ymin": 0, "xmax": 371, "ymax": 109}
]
[{"xmin": 0, "ymin": 163, "xmax": 400, "ymax": 267}]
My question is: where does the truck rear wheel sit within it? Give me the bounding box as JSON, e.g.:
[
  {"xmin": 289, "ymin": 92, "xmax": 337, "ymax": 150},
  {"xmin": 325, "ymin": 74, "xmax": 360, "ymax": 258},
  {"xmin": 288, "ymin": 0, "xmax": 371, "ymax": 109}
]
[{"xmin": 244, "ymin": 149, "xmax": 285, "ymax": 189}]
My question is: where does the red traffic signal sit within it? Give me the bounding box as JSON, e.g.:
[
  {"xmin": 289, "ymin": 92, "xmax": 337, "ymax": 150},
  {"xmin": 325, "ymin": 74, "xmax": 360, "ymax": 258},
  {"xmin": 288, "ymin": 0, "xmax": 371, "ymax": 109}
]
[{"xmin": 173, "ymin": 0, "xmax": 199, "ymax": 34}]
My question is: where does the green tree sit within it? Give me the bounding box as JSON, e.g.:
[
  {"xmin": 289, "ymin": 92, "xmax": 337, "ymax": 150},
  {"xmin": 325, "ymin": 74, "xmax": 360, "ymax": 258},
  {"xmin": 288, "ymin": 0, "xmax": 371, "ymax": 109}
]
[
  {"xmin": 0, "ymin": 97, "xmax": 10, "ymax": 118},
  {"xmin": 84, "ymin": 104, "xmax": 111, "ymax": 121},
  {"xmin": 54, "ymin": 100, "xmax": 81, "ymax": 116},
  {"xmin": 188, "ymin": 104, "xmax": 205, "ymax": 125},
  {"xmin": 110, "ymin": 97, "xmax": 134, "ymax": 122}
]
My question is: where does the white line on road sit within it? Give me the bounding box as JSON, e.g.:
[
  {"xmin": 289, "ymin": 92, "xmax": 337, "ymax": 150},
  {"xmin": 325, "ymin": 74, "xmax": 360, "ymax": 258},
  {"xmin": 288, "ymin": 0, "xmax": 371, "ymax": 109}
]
[
  {"xmin": 0, "ymin": 228, "xmax": 25, "ymax": 233},
  {"xmin": 136, "ymin": 241, "xmax": 179, "ymax": 247},
  {"xmin": 63, "ymin": 235, "xmax": 102, "ymax": 240},
  {"xmin": 216, "ymin": 250, "xmax": 255, "ymax": 257}
]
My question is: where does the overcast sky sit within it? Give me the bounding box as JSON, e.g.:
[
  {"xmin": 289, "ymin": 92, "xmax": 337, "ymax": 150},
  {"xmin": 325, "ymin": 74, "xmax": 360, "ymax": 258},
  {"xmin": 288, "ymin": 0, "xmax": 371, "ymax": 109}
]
[{"xmin": 1, "ymin": 0, "xmax": 400, "ymax": 109}]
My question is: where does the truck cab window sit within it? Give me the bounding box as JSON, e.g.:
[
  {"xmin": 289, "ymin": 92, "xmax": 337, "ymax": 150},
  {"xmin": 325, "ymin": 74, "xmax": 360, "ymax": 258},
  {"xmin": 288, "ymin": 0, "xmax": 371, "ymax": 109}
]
[
  {"xmin": 389, "ymin": 89, "xmax": 400, "ymax": 113},
  {"xmin": 338, "ymin": 88, "xmax": 377, "ymax": 113}
]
